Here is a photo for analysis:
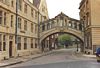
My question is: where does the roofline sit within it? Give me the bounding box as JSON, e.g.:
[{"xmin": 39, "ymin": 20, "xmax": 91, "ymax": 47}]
[{"xmin": 79, "ymin": 0, "xmax": 85, "ymax": 9}]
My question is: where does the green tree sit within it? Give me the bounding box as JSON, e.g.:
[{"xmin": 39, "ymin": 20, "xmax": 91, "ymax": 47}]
[{"xmin": 58, "ymin": 34, "xmax": 72, "ymax": 47}]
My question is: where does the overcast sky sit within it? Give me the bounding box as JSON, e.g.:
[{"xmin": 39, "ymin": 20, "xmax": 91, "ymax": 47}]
[{"xmin": 46, "ymin": 0, "xmax": 81, "ymax": 20}]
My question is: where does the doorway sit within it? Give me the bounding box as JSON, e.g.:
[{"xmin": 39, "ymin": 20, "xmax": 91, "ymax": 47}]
[{"xmin": 9, "ymin": 41, "xmax": 13, "ymax": 58}]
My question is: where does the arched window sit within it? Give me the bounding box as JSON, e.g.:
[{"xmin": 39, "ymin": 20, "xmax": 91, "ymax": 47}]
[
  {"xmin": 59, "ymin": 19, "xmax": 63, "ymax": 27},
  {"xmin": 68, "ymin": 21, "xmax": 72, "ymax": 27},
  {"xmin": 74, "ymin": 22, "xmax": 77, "ymax": 29},
  {"xmin": 64, "ymin": 19, "xmax": 67, "ymax": 26}
]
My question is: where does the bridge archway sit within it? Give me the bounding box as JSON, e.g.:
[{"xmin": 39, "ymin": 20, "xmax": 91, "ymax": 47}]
[
  {"xmin": 39, "ymin": 12, "xmax": 84, "ymax": 52},
  {"xmin": 40, "ymin": 29, "xmax": 83, "ymax": 43},
  {"xmin": 40, "ymin": 27, "xmax": 84, "ymax": 52}
]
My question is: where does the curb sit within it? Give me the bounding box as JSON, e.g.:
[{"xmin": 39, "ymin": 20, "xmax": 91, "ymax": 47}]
[
  {"xmin": 0, "ymin": 51, "xmax": 54, "ymax": 67},
  {"xmin": 0, "ymin": 61, "xmax": 23, "ymax": 67},
  {"xmin": 23, "ymin": 51, "xmax": 54, "ymax": 62},
  {"xmin": 82, "ymin": 55, "xmax": 96, "ymax": 59},
  {"xmin": 73, "ymin": 51, "xmax": 96, "ymax": 59}
]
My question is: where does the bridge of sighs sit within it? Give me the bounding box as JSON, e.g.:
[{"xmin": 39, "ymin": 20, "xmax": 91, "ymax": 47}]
[{"xmin": 39, "ymin": 12, "xmax": 84, "ymax": 52}]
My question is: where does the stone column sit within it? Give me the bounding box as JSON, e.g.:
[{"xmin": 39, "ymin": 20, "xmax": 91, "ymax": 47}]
[{"xmin": 49, "ymin": 36, "xmax": 52, "ymax": 51}]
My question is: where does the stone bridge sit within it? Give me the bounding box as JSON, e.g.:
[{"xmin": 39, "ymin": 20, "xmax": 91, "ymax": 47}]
[{"xmin": 39, "ymin": 12, "xmax": 84, "ymax": 51}]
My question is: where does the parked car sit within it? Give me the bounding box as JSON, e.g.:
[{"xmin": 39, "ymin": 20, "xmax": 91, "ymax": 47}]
[{"xmin": 96, "ymin": 47, "xmax": 100, "ymax": 62}]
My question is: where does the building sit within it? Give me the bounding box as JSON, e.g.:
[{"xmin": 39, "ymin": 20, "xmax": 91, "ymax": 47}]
[
  {"xmin": 79, "ymin": 0, "xmax": 100, "ymax": 54},
  {"xmin": 33, "ymin": 0, "xmax": 49, "ymax": 22},
  {"xmin": 0, "ymin": 0, "xmax": 48, "ymax": 60}
]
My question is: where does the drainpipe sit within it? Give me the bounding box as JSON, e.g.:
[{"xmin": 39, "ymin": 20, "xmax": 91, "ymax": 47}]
[
  {"xmin": 37, "ymin": 10, "xmax": 41, "ymax": 52},
  {"xmin": 83, "ymin": 21, "xmax": 85, "ymax": 53},
  {"xmin": 15, "ymin": 0, "xmax": 18, "ymax": 57}
]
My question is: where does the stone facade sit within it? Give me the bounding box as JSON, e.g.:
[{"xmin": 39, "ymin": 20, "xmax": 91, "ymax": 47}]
[
  {"xmin": 79, "ymin": 0, "xmax": 100, "ymax": 54},
  {"xmin": 0, "ymin": 0, "xmax": 48, "ymax": 60}
]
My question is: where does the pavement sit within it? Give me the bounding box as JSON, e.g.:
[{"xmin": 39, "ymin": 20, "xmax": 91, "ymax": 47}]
[
  {"xmin": 0, "ymin": 49, "xmax": 97, "ymax": 68},
  {"xmin": 74, "ymin": 51, "xmax": 96, "ymax": 58},
  {"xmin": 0, "ymin": 50, "xmax": 54, "ymax": 67},
  {"xmin": 83, "ymin": 54, "xmax": 96, "ymax": 58}
]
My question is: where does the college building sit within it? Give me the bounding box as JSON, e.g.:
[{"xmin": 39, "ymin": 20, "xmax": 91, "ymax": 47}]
[
  {"xmin": 1, "ymin": 0, "xmax": 100, "ymax": 61},
  {"xmin": 79, "ymin": 0, "xmax": 100, "ymax": 54},
  {"xmin": 0, "ymin": 0, "xmax": 48, "ymax": 60}
]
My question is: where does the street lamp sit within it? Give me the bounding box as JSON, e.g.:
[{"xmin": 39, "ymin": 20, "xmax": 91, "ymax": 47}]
[{"xmin": 75, "ymin": 39, "xmax": 79, "ymax": 52}]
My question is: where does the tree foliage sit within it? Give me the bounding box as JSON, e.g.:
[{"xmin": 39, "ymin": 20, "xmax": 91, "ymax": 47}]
[{"xmin": 58, "ymin": 34, "xmax": 72, "ymax": 46}]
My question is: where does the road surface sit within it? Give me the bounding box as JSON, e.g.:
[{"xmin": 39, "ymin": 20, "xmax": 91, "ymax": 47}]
[{"xmin": 5, "ymin": 49, "xmax": 100, "ymax": 68}]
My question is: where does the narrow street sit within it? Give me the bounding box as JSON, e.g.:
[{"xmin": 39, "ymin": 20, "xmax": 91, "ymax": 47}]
[{"xmin": 5, "ymin": 48, "xmax": 100, "ymax": 68}]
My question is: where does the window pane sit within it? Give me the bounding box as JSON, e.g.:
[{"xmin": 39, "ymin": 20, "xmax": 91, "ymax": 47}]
[
  {"xmin": 18, "ymin": 0, "xmax": 22, "ymax": 10},
  {"xmin": 24, "ymin": 38, "xmax": 27, "ymax": 49},
  {"xmin": 24, "ymin": 4, "xmax": 27, "ymax": 13},
  {"xmin": 17, "ymin": 37, "xmax": 21, "ymax": 50},
  {"xmin": 31, "ymin": 38, "xmax": 33, "ymax": 48},
  {"xmin": 0, "ymin": 34, "xmax": 2, "ymax": 51},
  {"xmin": 11, "ymin": 0, "xmax": 14, "ymax": 7},
  {"xmin": 18, "ymin": 18, "xmax": 21, "ymax": 29},
  {"xmin": 4, "ymin": 12, "xmax": 6, "ymax": 25},
  {"xmin": 0, "ymin": 34, "xmax": 2, "ymax": 41},
  {"xmin": 0, "ymin": 11, "xmax": 2, "ymax": 16},
  {"xmin": 3, "ymin": 42, "xmax": 6, "ymax": 51},
  {"xmin": 31, "ymin": 23, "xmax": 33, "ymax": 32},
  {"xmin": 0, "ymin": 11, "xmax": 2, "ymax": 25},
  {"xmin": 24, "ymin": 20, "xmax": 27, "ymax": 30},
  {"xmin": 11, "ymin": 15, "xmax": 13, "ymax": 27}
]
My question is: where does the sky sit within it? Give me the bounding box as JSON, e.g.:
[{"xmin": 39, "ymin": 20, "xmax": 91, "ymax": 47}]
[{"xmin": 46, "ymin": 0, "xmax": 81, "ymax": 20}]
